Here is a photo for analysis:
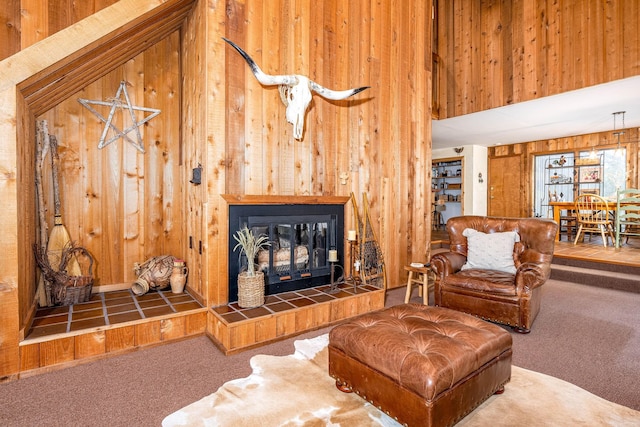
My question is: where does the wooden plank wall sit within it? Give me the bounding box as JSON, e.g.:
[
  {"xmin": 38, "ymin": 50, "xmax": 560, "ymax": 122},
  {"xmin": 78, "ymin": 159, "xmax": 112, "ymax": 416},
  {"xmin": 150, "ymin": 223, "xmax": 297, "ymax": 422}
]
[
  {"xmin": 4, "ymin": 0, "xmax": 637, "ymax": 331},
  {"xmin": 0, "ymin": 0, "xmax": 119, "ymax": 61},
  {"xmin": 0, "ymin": 0, "xmax": 194, "ymax": 380},
  {"xmin": 6, "ymin": 0, "xmax": 638, "ymax": 374},
  {"xmin": 180, "ymin": 0, "xmax": 208, "ymax": 303},
  {"xmin": 37, "ymin": 31, "xmax": 184, "ymax": 289},
  {"xmin": 436, "ymin": 0, "xmax": 640, "ymax": 119},
  {"xmin": 489, "ymin": 127, "xmax": 640, "ymax": 216},
  {"xmin": 1, "ymin": 0, "xmax": 432, "ymax": 347},
  {"xmin": 12, "ymin": 0, "xmax": 637, "ymax": 312},
  {"xmin": 0, "ymin": 0, "xmax": 199, "ymax": 380},
  {"xmin": 216, "ymin": 0, "xmax": 432, "ymax": 305}
]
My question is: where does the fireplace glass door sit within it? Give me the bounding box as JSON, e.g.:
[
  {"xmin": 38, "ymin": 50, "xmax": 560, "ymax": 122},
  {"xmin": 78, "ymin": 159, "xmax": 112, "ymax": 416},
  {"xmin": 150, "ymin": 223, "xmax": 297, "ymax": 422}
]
[
  {"xmin": 251, "ymin": 216, "xmax": 333, "ymax": 287},
  {"xmin": 228, "ymin": 204, "xmax": 344, "ymax": 302}
]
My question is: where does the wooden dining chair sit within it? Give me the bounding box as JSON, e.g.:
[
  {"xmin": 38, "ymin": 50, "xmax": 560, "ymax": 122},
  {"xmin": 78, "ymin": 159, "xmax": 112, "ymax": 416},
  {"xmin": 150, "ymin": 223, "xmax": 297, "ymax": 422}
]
[
  {"xmin": 615, "ymin": 188, "xmax": 640, "ymax": 248},
  {"xmin": 559, "ymin": 208, "xmax": 577, "ymax": 241},
  {"xmin": 573, "ymin": 194, "xmax": 615, "ymax": 247}
]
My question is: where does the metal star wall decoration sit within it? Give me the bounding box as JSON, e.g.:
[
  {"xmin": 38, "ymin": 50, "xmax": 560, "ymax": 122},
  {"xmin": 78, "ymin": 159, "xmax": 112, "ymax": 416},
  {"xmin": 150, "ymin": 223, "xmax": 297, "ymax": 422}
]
[{"xmin": 78, "ymin": 81, "xmax": 161, "ymax": 153}]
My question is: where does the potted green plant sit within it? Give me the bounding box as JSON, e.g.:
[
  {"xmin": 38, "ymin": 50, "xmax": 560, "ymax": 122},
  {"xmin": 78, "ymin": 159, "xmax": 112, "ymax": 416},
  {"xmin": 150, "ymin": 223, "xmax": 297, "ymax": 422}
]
[{"xmin": 233, "ymin": 226, "xmax": 270, "ymax": 307}]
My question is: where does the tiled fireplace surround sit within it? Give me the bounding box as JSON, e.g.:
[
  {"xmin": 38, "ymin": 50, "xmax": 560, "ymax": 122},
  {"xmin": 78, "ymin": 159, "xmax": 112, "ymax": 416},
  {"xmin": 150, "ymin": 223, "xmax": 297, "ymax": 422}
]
[
  {"xmin": 208, "ymin": 195, "xmax": 385, "ymax": 354},
  {"xmin": 20, "ymin": 196, "xmax": 385, "ymax": 375}
]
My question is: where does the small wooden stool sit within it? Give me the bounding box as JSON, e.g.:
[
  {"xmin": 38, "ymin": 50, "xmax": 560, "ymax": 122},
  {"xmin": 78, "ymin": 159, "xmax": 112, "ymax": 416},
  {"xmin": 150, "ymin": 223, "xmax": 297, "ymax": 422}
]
[{"xmin": 404, "ymin": 264, "xmax": 434, "ymax": 305}]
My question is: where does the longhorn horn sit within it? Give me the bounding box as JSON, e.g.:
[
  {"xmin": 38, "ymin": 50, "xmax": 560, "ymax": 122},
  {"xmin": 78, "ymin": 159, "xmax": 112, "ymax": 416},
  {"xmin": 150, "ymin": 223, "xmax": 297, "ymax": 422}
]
[
  {"xmin": 223, "ymin": 37, "xmax": 370, "ymax": 140},
  {"xmin": 223, "ymin": 37, "xmax": 370, "ymax": 100},
  {"xmin": 222, "ymin": 37, "xmax": 297, "ymax": 87},
  {"xmin": 308, "ymin": 80, "xmax": 370, "ymax": 101}
]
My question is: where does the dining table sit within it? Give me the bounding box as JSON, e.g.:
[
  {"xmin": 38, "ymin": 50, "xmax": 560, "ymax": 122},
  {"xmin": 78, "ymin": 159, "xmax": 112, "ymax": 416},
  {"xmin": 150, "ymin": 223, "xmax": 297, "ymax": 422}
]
[{"xmin": 549, "ymin": 200, "xmax": 617, "ymax": 241}]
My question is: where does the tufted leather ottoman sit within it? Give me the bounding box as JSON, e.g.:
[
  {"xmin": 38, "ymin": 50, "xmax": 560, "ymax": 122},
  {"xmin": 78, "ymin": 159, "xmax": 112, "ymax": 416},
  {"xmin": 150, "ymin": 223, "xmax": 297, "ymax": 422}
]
[{"xmin": 328, "ymin": 304, "xmax": 512, "ymax": 427}]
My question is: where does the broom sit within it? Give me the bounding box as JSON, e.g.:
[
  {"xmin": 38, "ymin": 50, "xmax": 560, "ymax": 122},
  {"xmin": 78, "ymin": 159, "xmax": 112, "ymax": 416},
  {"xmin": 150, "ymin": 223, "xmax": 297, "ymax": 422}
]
[
  {"xmin": 35, "ymin": 120, "xmax": 51, "ymax": 306},
  {"xmin": 47, "ymin": 134, "xmax": 81, "ymax": 277}
]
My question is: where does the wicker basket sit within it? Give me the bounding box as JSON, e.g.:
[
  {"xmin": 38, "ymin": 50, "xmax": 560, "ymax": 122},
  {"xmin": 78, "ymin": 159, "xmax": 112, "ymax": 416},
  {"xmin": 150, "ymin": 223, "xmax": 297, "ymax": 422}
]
[
  {"xmin": 237, "ymin": 271, "xmax": 265, "ymax": 308},
  {"xmin": 34, "ymin": 244, "xmax": 94, "ymax": 306},
  {"xmin": 55, "ymin": 269, "xmax": 93, "ymax": 306}
]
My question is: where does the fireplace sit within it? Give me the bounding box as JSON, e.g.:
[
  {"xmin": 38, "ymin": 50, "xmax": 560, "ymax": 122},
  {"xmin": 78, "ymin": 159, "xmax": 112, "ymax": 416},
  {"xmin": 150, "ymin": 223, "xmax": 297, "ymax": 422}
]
[{"xmin": 228, "ymin": 203, "xmax": 345, "ymax": 302}]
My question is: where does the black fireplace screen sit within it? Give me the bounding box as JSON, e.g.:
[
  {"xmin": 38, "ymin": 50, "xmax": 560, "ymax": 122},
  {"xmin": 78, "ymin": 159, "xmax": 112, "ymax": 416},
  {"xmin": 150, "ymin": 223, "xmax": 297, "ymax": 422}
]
[{"xmin": 228, "ymin": 204, "xmax": 344, "ymax": 302}]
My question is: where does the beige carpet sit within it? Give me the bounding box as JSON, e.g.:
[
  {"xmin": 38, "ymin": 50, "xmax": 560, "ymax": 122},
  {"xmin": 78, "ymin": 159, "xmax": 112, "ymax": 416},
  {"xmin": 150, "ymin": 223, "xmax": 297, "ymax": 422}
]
[{"xmin": 163, "ymin": 334, "xmax": 640, "ymax": 427}]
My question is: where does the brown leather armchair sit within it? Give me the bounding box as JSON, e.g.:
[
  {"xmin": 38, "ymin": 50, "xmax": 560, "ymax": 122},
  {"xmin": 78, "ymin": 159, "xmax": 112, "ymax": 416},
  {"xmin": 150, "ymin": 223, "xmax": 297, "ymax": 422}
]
[{"xmin": 430, "ymin": 216, "xmax": 558, "ymax": 333}]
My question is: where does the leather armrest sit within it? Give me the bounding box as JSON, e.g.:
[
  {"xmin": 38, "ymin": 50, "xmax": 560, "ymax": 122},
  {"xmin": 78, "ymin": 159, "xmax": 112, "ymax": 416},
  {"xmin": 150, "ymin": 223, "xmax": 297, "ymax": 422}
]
[
  {"xmin": 431, "ymin": 252, "xmax": 466, "ymax": 278},
  {"xmin": 514, "ymin": 262, "xmax": 550, "ymax": 295}
]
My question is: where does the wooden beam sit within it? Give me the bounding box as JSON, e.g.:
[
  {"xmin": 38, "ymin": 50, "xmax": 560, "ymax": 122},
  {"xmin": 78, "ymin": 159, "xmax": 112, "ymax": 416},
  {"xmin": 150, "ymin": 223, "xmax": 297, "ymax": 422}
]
[{"xmin": 19, "ymin": 0, "xmax": 196, "ymax": 115}]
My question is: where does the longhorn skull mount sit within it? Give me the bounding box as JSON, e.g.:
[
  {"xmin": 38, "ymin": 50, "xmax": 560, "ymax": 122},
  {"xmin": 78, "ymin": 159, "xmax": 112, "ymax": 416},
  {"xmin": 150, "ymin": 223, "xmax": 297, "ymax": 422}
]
[{"xmin": 223, "ymin": 37, "xmax": 370, "ymax": 140}]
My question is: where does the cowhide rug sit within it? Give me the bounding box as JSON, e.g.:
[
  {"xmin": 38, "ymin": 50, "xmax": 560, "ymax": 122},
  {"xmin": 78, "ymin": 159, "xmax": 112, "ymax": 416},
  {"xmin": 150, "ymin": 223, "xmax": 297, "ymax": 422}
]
[{"xmin": 163, "ymin": 334, "xmax": 640, "ymax": 426}]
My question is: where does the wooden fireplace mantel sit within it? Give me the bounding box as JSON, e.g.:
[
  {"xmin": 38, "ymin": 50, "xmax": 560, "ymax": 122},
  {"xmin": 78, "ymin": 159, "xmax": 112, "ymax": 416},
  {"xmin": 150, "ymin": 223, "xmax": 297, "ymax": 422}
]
[{"xmin": 221, "ymin": 194, "xmax": 351, "ymax": 206}]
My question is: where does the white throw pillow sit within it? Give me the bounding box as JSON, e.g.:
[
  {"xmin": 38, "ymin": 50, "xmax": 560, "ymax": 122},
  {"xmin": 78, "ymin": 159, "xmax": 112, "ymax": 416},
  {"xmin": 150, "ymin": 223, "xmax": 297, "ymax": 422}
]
[{"xmin": 460, "ymin": 228, "xmax": 520, "ymax": 274}]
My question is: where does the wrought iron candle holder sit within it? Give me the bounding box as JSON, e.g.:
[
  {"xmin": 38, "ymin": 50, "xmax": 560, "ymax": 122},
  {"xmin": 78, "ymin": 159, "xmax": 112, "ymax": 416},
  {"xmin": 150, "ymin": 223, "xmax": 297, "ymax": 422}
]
[
  {"xmin": 328, "ymin": 259, "xmax": 345, "ymax": 294},
  {"xmin": 342, "ymin": 239, "xmax": 361, "ymax": 292},
  {"xmin": 328, "ymin": 237, "xmax": 362, "ymax": 293}
]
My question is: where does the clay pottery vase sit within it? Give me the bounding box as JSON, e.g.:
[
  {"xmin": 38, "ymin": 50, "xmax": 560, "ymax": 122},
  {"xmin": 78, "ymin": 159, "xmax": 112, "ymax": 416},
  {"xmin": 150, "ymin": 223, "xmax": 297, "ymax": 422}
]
[{"xmin": 170, "ymin": 260, "xmax": 188, "ymax": 294}]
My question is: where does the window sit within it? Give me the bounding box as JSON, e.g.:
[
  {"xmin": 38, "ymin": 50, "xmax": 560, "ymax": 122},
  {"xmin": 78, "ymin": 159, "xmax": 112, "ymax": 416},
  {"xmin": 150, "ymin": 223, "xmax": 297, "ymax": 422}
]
[
  {"xmin": 580, "ymin": 149, "xmax": 626, "ymax": 199},
  {"xmin": 533, "ymin": 148, "xmax": 626, "ymax": 218}
]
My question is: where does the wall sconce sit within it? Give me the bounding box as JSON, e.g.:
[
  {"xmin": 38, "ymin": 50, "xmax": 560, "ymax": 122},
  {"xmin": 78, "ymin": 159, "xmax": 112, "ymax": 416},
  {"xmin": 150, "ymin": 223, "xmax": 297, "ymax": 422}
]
[{"xmin": 478, "ymin": 173, "xmax": 484, "ymax": 183}]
